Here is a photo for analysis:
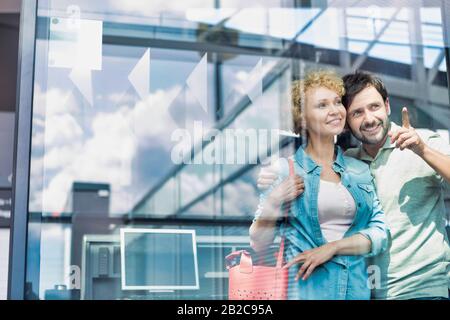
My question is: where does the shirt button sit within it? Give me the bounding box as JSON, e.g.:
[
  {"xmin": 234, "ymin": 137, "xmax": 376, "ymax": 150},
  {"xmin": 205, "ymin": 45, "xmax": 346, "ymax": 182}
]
[
  {"xmin": 358, "ymin": 203, "xmax": 361, "ymax": 207},
  {"xmin": 347, "ymin": 184, "xmax": 351, "ymax": 188}
]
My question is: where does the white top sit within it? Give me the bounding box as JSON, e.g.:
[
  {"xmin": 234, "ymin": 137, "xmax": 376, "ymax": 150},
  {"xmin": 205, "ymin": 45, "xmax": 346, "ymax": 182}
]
[{"xmin": 317, "ymin": 179, "xmax": 356, "ymax": 242}]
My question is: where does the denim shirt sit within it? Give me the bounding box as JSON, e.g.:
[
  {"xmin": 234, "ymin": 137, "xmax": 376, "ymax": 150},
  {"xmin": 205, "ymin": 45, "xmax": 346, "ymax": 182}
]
[{"xmin": 254, "ymin": 146, "xmax": 388, "ymax": 300}]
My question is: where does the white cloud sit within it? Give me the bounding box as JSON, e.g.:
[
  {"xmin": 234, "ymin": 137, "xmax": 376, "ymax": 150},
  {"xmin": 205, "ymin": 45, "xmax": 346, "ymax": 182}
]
[
  {"xmin": 223, "ymin": 180, "xmax": 258, "ymax": 216},
  {"xmin": 43, "ymin": 144, "xmax": 82, "ymax": 170},
  {"xmin": 44, "ymin": 113, "xmax": 84, "ymax": 147},
  {"xmin": 31, "ymin": 85, "xmax": 83, "ymax": 149},
  {"xmin": 42, "ymin": 170, "xmax": 75, "ymax": 213},
  {"xmin": 33, "ymin": 85, "xmax": 78, "ymax": 118},
  {"xmin": 130, "ymin": 86, "xmax": 182, "ymax": 148},
  {"xmin": 33, "ymin": 85, "xmax": 184, "ymax": 214},
  {"xmin": 180, "ymin": 170, "xmax": 216, "ymax": 206}
]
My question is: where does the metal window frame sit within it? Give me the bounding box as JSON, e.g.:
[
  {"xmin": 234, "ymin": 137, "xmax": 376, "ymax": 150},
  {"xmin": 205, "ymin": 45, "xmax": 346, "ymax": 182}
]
[
  {"xmin": 7, "ymin": 0, "xmax": 450, "ymax": 300},
  {"xmin": 7, "ymin": 0, "xmax": 37, "ymax": 300},
  {"xmin": 442, "ymin": 0, "xmax": 450, "ymax": 104}
]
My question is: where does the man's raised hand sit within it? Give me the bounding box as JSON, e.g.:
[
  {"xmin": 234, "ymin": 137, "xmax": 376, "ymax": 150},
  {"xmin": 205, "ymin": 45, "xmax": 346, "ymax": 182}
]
[{"xmin": 388, "ymin": 107, "xmax": 425, "ymax": 155}]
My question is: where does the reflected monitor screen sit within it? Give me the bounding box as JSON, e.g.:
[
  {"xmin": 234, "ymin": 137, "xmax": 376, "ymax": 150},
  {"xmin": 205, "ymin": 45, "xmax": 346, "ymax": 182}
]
[{"xmin": 120, "ymin": 228, "xmax": 199, "ymax": 290}]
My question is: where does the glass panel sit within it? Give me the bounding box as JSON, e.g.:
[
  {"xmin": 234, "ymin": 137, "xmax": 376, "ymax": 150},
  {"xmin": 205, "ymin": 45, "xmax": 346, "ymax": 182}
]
[
  {"xmin": 20, "ymin": 0, "xmax": 450, "ymax": 300},
  {"xmin": 0, "ymin": 229, "xmax": 9, "ymax": 300}
]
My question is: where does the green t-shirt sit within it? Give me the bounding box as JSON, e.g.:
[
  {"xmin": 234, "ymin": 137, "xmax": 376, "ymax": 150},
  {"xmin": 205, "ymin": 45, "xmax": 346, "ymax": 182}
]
[{"xmin": 345, "ymin": 122, "xmax": 450, "ymax": 300}]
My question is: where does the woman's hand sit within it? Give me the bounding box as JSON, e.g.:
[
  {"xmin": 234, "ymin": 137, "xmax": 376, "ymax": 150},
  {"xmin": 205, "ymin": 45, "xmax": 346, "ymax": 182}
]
[
  {"xmin": 283, "ymin": 242, "xmax": 338, "ymax": 281},
  {"xmin": 267, "ymin": 175, "xmax": 304, "ymax": 210}
]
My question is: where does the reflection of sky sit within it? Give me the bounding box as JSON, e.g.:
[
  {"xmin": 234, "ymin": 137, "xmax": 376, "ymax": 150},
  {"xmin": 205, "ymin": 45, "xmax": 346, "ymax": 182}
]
[
  {"xmin": 30, "ymin": 40, "xmax": 218, "ymax": 214},
  {"xmin": 38, "ymin": 2, "xmax": 447, "ymax": 70},
  {"xmin": 38, "ymin": 223, "xmax": 71, "ymax": 299},
  {"xmin": 30, "ymin": 3, "xmax": 449, "ymax": 215}
]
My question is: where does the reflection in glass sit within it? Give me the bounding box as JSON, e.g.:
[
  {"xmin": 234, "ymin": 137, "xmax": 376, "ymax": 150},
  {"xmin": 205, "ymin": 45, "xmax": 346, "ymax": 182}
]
[{"xmin": 19, "ymin": 1, "xmax": 450, "ymax": 300}]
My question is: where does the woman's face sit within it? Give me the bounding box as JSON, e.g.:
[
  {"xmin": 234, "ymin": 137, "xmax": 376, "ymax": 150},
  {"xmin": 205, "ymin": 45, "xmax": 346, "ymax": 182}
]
[{"xmin": 303, "ymin": 86, "xmax": 346, "ymax": 139}]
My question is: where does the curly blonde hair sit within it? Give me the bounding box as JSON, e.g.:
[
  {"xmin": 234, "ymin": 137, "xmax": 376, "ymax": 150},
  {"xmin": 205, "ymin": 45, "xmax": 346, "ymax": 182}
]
[{"xmin": 292, "ymin": 70, "xmax": 345, "ymax": 135}]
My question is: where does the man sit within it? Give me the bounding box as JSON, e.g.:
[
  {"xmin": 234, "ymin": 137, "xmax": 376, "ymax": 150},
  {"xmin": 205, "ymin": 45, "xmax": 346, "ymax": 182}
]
[{"xmin": 258, "ymin": 71, "xmax": 450, "ymax": 299}]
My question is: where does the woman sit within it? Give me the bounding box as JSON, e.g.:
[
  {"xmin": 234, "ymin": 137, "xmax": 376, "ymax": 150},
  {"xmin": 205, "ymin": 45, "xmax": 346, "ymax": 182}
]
[{"xmin": 249, "ymin": 70, "xmax": 388, "ymax": 300}]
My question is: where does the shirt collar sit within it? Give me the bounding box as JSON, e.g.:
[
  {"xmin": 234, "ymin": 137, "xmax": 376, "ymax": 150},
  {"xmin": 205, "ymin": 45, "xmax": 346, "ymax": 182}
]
[{"xmin": 294, "ymin": 144, "xmax": 346, "ymax": 174}]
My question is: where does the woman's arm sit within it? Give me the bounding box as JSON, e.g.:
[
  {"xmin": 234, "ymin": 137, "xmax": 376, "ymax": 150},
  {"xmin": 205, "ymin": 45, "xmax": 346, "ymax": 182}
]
[
  {"xmin": 333, "ymin": 233, "xmax": 372, "ymax": 255},
  {"xmin": 283, "ymin": 234, "xmax": 371, "ymax": 281},
  {"xmin": 356, "ymin": 182, "xmax": 388, "ymax": 257},
  {"xmin": 284, "ymin": 181, "xmax": 388, "ymax": 281},
  {"xmin": 249, "ymin": 199, "xmax": 281, "ymax": 252}
]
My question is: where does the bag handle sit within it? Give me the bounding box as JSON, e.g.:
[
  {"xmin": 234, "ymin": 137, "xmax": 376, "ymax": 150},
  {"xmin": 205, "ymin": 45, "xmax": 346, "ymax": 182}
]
[
  {"xmin": 225, "ymin": 250, "xmax": 253, "ymax": 273},
  {"xmin": 275, "ymin": 158, "xmax": 295, "ymax": 268}
]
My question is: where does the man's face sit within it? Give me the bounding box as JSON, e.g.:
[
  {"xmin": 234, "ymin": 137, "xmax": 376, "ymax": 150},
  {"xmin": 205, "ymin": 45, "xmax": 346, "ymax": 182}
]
[{"xmin": 346, "ymin": 86, "xmax": 390, "ymax": 145}]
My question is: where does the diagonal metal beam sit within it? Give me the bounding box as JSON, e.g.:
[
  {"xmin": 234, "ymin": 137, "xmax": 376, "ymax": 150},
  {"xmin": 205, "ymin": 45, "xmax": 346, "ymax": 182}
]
[
  {"xmin": 280, "ymin": 0, "xmax": 361, "ymax": 61},
  {"xmin": 427, "ymin": 49, "xmax": 445, "ymax": 84},
  {"xmin": 352, "ymin": 7, "xmax": 402, "ymax": 70},
  {"xmin": 290, "ymin": 0, "xmax": 346, "ymax": 46}
]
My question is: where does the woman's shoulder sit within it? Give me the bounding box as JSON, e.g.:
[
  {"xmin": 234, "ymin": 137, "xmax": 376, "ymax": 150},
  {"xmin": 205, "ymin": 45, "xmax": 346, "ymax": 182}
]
[
  {"xmin": 343, "ymin": 158, "xmax": 374, "ymax": 185},
  {"xmin": 342, "ymin": 155, "xmax": 370, "ymax": 174}
]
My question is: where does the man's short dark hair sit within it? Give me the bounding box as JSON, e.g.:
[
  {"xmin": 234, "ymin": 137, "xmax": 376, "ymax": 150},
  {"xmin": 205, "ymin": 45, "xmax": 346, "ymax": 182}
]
[{"xmin": 342, "ymin": 71, "xmax": 388, "ymax": 109}]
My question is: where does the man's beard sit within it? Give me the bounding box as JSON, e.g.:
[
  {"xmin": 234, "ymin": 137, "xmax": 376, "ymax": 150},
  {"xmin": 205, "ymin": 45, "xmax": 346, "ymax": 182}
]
[{"xmin": 352, "ymin": 118, "xmax": 390, "ymax": 145}]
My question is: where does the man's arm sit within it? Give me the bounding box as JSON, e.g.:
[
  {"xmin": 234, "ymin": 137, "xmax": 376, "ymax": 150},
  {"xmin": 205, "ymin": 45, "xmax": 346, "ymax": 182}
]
[
  {"xmin": 250, "ymin": 174, "xmax": 304, "ymax": 252},
  {"xmin": 390, "ymin": 107, "xmax": 450, "ymax": 184},
  {"xmin": 390, "ymin": 132, "xmax": 450, "ymax": 184},
  {"xmin": 419, "ymin": 145, "xmax": 450, "ymax": 184}
]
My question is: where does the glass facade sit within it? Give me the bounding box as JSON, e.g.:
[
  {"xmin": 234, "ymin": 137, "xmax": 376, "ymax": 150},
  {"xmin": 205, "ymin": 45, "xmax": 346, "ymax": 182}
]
[{"xmin": 10, "ymin": 0, "xmax": 450, "ymax": 299}]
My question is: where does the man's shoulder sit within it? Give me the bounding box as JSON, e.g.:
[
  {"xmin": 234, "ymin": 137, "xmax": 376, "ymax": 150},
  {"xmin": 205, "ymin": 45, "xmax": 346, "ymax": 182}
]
[
  {"xmin": 343, "ymin": 147, "xmax": 361, "ymax": 159},
  {"xmin": 406, "ymin": 127, "xmax": 449, "ymax": 155},
  {"xmin": 343, "ymin": 154, "xmax": 369, "ymax": 168},
  {"xmin": 415, "ymin": 128, "xmax": 442, "ymax": 141}
]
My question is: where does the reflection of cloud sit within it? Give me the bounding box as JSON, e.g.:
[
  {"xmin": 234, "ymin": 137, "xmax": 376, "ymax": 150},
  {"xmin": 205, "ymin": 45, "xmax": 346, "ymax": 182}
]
[
  {"xmin": 30, "ymin": 84, "xmax": 184, "ymax": 214},
  {"xmin": 180, "ymin": 170, "xmax": 216, "ymax": 206},
  {"xmin": 33, "ymin": 85, "xmax": 78, "ymax": 118},
  {"xmin": 42, "ymin": 170, "xmax": 76, "ymax": 213},
  {"xmin": 32, "ymin": 86, "xmax": 83, "ymax": 148},
  {"xmin": 233, "ymin": 59, "xmax": 278, "ymax": 97},
  {"xmin": 232, "ymin": 83, "xmax": 281, "ymax": 131},
  {"xmin": 130, "ymin": 86, "xmax": 182, "ymax": 148},
  {"xmin": 105, "ymin": 92, "xmax": 136, "ymax": 106},
  {"xmin": 43, "ymin": 145, "xmax": 82, "ymax": 170},
  {"xmin": 45, "ymin": 114, "xmax": 84, "ymax": 147},
  {"xmin": 224, "ymin": 180, "xmax": 258, "ymax": 216},
  {"xmin": 40, "ymin": 106, "xmax": 137, "ymax": 213}
]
